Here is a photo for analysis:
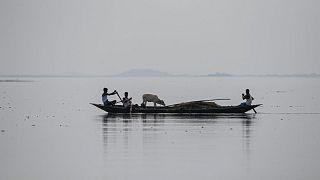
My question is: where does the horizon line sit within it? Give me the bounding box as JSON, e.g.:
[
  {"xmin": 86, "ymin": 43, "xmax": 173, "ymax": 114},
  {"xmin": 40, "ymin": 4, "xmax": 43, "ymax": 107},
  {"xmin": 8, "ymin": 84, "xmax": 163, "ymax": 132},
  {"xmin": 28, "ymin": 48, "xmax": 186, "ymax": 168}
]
[{"xmin": 1, "ymin": 72, "xmax": 320, "ymax": 78}]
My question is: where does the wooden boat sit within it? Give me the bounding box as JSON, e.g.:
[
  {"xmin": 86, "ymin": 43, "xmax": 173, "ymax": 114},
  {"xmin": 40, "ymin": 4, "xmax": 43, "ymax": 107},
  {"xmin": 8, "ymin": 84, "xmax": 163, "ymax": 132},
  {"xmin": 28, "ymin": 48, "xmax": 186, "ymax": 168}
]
[{"xmin": 90, "ymin": 103, "xmax": 262, "ymax": 114}]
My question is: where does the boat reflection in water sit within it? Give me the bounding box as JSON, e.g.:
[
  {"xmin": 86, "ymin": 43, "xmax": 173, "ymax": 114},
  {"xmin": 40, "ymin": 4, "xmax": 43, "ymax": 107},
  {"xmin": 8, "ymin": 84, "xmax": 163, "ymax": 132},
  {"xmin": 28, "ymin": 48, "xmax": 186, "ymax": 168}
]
[
  {"xmin": 99, "ymin": 113, "xmax": 256, "ymax": 154},
  {"xmin": 102, "ymin": 112, "xmax": 256, "ymax": 121},
  {"xmin": 97, "ymin": 113, "xmax": 257, "ymax": 179}
]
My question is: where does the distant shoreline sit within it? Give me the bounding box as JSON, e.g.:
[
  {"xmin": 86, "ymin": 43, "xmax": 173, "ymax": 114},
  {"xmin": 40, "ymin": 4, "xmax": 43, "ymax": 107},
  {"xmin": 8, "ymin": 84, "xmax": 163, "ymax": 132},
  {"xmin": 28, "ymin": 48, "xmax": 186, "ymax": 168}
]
[
  {"xmin": 1, "ymin": 68, "xmax": 320, "ymax": 78},
  {"xmin": 1, "ymin": 74, "xmax": 320, "ymax": 78}
]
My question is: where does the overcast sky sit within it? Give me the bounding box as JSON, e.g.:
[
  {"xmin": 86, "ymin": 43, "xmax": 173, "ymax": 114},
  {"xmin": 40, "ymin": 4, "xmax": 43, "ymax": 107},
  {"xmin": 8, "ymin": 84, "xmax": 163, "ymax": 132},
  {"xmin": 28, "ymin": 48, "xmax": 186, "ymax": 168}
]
[{"xmin": 0, "ymin": 0, "xmax": 319, "ymax": 75}]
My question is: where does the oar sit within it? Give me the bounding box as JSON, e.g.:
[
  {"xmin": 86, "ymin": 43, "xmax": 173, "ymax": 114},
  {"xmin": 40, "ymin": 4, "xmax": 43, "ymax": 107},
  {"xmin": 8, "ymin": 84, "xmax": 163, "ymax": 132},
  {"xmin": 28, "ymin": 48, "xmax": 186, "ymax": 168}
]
[
  {"xmin": 115, "ymin": 91, "xmax": 124, "ymax": 104},
  {"xmin": 253, "ymin": 108, "xmax": 257, "ymax": 114}
]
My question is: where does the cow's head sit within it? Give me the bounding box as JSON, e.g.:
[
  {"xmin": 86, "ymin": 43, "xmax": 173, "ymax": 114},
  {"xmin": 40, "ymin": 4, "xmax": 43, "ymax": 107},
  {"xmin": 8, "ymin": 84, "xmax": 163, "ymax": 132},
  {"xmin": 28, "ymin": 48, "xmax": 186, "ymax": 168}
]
[{"xmin": 157, "ymin": 100, "xmax": 165, "ymax": 106}]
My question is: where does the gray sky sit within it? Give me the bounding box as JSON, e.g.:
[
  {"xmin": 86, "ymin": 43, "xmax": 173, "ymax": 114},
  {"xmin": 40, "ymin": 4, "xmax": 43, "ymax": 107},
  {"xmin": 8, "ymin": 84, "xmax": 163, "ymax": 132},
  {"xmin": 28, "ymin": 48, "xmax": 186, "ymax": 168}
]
[{"xmin": 1, "ymin": 0, "xmax": 319, "ymax": 75}]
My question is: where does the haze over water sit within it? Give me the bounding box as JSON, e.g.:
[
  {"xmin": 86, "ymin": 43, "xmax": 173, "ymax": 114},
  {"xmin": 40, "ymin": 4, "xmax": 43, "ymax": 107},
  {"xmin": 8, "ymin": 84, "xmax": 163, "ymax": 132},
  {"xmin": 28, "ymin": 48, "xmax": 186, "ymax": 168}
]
[{"xmin": 1, "ymin": 77, "xmax": 320, "ymax": 180}]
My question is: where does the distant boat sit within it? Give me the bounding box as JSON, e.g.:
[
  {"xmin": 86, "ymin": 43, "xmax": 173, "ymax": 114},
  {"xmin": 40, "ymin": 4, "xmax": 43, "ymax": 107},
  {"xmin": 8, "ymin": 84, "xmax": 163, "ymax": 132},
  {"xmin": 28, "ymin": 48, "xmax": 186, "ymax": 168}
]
[{"xmin": 90, "ymin": 103, "xmax": 261, "ymax": 114}]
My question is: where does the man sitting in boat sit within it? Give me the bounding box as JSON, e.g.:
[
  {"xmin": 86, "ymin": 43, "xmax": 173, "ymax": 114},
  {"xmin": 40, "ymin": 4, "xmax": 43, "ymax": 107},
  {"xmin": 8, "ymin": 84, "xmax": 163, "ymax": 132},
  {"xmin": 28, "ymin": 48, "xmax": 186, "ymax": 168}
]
[
  {"xmin": 241, "ymin": 89, "xmax": 254, "ymax": 106},
  {"xmin": 122, "ymin": 92, "xmax": 132, "ymax": 108},
  {"xmin": 102, "ymin": 88, "xmax": 117, "ymax": 106}
]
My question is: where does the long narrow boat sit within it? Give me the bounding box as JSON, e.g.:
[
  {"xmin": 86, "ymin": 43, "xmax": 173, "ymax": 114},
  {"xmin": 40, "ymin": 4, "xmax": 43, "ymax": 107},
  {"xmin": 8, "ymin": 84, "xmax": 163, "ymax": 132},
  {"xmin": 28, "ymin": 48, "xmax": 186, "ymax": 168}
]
[{"xmin": 90, "ymin": 103, "xmax": 262, "ymax": 114}]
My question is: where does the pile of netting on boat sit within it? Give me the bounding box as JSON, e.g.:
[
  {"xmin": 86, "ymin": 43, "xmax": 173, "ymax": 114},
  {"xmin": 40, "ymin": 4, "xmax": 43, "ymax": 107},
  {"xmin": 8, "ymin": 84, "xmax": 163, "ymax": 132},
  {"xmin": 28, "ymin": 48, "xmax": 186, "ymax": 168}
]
[{"xmin": 171, "ymin": 101, "xmax": 221, "ymax": 109}]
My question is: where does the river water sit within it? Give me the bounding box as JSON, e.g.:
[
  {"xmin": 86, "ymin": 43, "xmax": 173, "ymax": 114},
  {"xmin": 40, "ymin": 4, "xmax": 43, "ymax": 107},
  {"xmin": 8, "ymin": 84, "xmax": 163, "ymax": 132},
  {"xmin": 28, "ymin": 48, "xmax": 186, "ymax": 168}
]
[{"xmin": 1, "ymin": 77, "xmax": 320, "ymax": 180}]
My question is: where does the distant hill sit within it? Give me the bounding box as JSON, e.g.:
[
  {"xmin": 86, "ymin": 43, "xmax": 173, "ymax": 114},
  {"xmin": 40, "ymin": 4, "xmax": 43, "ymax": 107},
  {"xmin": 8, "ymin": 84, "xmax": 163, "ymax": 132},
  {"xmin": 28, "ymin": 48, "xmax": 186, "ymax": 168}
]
[{"xmin": 113, "ymin": 69, "xmax": 173, "ymax": 77}]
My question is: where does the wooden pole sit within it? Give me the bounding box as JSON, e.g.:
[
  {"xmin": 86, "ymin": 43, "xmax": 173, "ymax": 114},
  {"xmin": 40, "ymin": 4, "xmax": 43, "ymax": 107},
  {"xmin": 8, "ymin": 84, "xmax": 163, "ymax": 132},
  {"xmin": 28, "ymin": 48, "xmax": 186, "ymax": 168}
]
[{"xmin": 166, "ymin": 98, "xmax": 230, "ymax": 107}]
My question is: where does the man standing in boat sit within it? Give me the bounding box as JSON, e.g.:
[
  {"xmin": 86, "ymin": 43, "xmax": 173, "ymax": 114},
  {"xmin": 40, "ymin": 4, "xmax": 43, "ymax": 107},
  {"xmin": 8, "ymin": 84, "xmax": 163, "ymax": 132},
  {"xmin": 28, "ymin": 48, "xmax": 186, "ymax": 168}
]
[
  {"xmin": 102, "ymin": 88, "xmax": 117, "ymax": 106},
  {"xmin": 241, "ymin": 89, "xmax": 254, "ymax": 106}
]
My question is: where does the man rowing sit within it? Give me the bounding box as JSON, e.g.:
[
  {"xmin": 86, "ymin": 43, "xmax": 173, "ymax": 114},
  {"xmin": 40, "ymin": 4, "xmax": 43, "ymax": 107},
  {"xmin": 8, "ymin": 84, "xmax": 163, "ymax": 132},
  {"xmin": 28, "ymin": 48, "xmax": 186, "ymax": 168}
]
[{"xmin": 102, "ymin": 88, "xmax": 117, "ymax": 106}]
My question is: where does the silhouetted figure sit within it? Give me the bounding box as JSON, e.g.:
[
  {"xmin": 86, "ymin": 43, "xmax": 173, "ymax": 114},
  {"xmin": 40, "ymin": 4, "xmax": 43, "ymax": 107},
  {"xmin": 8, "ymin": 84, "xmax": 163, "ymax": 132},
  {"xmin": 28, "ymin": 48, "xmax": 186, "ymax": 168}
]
[
  {"xmin": 241, "ymin": 89, "xmax": 254, "ymax": 106},
  {"xmin": 122, "ymin": 92, "xmax": 132, "ymax": 108},
  {"xmin": 102, "ymin": 88, "xmax": 117, "ymax": 106}
]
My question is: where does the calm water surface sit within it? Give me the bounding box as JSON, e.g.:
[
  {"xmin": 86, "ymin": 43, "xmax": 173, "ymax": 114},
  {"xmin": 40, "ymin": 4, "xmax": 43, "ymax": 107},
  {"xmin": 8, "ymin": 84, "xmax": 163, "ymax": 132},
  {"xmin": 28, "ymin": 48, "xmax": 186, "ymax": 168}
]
[{"xmin": 0, "ymin": 77, "xmax": 320, "ymax": 180}]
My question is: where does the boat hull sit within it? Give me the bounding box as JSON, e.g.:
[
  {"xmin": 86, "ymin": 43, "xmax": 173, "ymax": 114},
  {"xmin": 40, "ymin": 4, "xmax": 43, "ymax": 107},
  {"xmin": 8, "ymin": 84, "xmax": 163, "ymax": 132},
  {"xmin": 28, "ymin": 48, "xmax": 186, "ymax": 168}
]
[{"xmin": 91, "ymin": 103, "xmax": 262, "ymax": 114}]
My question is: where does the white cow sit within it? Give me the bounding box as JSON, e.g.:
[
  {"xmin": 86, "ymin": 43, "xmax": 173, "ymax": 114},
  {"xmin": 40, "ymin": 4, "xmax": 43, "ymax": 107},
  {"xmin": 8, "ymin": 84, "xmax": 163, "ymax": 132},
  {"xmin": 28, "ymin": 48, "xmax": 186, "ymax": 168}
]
[{"xmin": 142, "ymin": 94, "xmax": 165, "ymax": 107}]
